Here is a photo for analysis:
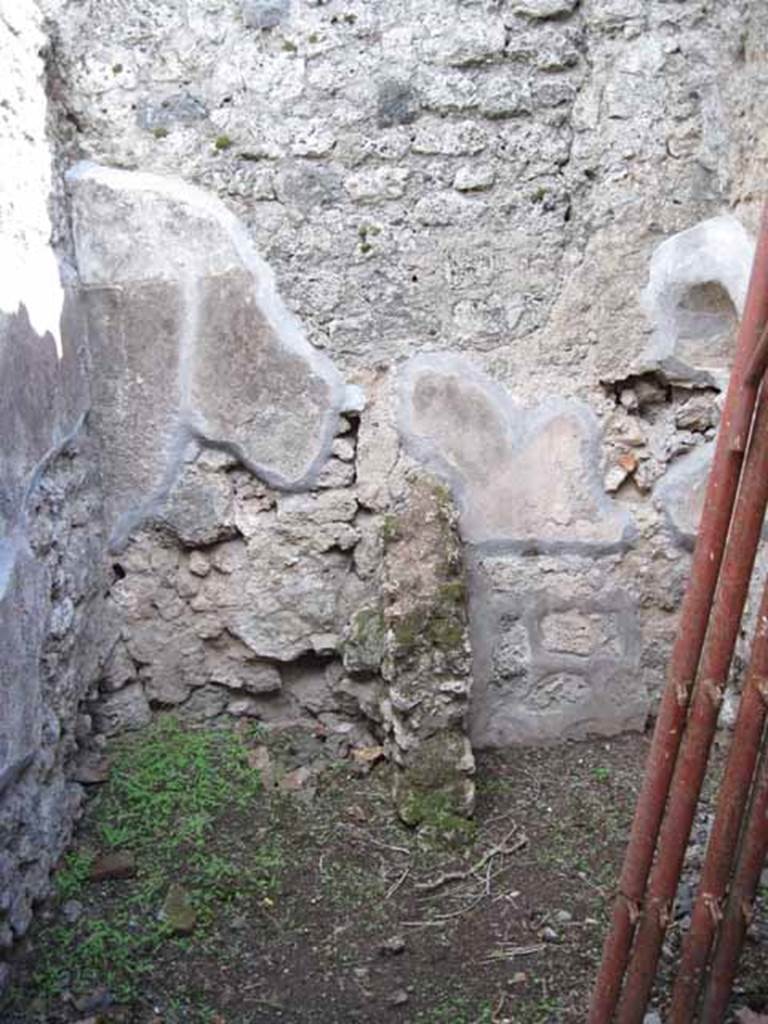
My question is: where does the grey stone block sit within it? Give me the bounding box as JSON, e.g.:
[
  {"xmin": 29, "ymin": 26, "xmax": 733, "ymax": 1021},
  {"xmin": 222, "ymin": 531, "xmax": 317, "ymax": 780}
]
[
  {"xmin": 94, "ymin": 683, "xmax": 152, "ymax": 735},
  {"xmin": 154, "ymin": 463, "xmax": 236, "ymax": 548},
  {"xmin": 137, "ymin": 93, "xmax": 208, "ymax": 131},
  {"xmin": 242, "ymin": 0, "xmax": 289, "ymax": 29},
  {"xmin": 377, "ymin": 79, "xmax": 420, "ymax": 128},
  {"xmin": 469, "ymin": 554, "xmax": 645, "ymax": 746}
]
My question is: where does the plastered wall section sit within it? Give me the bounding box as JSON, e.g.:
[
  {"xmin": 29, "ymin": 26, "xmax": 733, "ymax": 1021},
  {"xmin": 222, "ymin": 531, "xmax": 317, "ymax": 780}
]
[{"xmin": 0, "ymin": 1, "xmax": 106, "ymax": 959}]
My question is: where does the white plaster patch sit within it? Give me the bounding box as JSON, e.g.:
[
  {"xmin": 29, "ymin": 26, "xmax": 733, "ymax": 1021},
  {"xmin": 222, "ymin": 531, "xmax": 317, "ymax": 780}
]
[
  {"xmin": 641, "ymin": 215, "xmax": 754, "ymax": 387},
  {"xmin": 0, "ymin": 2, "xmax": 64, "ymax": 352},
  {"xmin": 66, "ymin": 162, "xmax": 352, "ymax": 547},
  {"xmin": 398, "ymin": 353, "xmax": 634, "ymax": 554}
]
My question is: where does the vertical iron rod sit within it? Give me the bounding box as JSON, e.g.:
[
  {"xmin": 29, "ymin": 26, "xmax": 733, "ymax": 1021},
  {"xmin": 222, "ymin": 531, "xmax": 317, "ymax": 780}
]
[
  {"xmin": 588, "ymin": 202, "xmax": 768, "ymax": 1023},
  {"xmin": 699, "ymin": 733, "xmax": 768, "ymax": 1024},
  {"xmin": 615, "ymin": 386, "xmax": 768, "ymax": 1024},
  {"xmin": 667, "ymin": 577, "xmax": 768, "ymax": 1023}
]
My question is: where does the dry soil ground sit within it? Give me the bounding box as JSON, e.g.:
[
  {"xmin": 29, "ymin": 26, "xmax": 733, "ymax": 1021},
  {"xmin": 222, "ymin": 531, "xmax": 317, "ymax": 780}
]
[{"xmin": 2, "ymin": 720, "xmax": 766, "ymax": 1024}]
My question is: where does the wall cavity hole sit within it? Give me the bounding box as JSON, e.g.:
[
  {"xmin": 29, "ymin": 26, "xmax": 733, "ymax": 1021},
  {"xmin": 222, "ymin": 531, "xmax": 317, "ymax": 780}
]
[
  {"xmin": 112, "ymin": 563, "xmax": 126, "ymax": 580},
  {"xmin": 675, "ymin": 280, "xmax": 738, "ymax": 374}
]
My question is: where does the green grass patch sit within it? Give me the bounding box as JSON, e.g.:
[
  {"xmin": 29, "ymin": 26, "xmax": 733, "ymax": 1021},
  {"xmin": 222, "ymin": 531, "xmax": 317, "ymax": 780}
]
[
  {"xmin": 413, "ymin": 994, "xmax": 494, "ymax": 1023},
  {"xmin": 26, "ymin": 717, "xmax": 280, "ymax": 1009},
  {"xmin": 54, "ymin": 850, "xmax": 93, "ymax": 901}
]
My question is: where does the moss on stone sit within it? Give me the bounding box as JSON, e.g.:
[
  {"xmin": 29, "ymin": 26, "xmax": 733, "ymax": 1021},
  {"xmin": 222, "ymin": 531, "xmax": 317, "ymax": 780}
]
[
  {"xmin": 381, "ymin": 513, "xmax": 400, "ymax": 546},
  {"xmin": 343, "ymin": 605, "xmax": 386, "ymax": 673},
  {"xmin": 396, "ymin": 786, "xmax": 475, "ymax": 839},
  {"xmin": 438, "ymin": 577, "xmax": 466, "ymax": 606},
  {"xmin": 427, "ymin": 614, "xmax": 465, "ymax": 652}
]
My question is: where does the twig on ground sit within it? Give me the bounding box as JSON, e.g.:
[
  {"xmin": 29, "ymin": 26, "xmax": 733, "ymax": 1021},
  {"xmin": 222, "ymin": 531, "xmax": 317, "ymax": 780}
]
[
  {"xmin": 414, "ymin": 827, "xmax": 527, "ymax": 893},
  {"xmin": 385, "ymin": 865, "xmax": 411, "ymax": 900},
  {"xmin": 337, "ymin": 823, "xmax": 411, "ymax": 856},
  {"xmin": 479, "ymin": 943, "xmax": 545, "ymax": 964},
  {"xmin": 402, "ymin": 889, "xmax": 487, "ymax": 927},
  {"xmin": 491, "ymin": 992, "xmax": 507, "ymax": 1024}
]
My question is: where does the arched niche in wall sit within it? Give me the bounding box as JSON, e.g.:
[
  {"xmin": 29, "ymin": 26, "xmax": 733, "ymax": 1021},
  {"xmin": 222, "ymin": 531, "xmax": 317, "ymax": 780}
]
[{"xmin": 640, "ymin": 215, "xmax": 754, "ymax": 388}]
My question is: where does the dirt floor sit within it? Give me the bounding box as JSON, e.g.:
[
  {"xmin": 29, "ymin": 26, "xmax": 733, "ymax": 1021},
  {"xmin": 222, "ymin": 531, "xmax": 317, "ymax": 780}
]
[{"xmin": 2, "ymin": 719, "xmax": 766, "ymax": 1024}]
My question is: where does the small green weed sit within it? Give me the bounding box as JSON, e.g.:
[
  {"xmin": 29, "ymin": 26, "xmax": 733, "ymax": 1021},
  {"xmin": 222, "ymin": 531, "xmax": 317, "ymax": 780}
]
[
  {"xmin": 94, "ymin": 715, "xmax": 263, "ymax": 857},
  {"xmin": 54, "ymin": 850, "xmax": 93, "ymax": 901},
  {"xmin": 214, "ymin": 134, "xmax": 232, "ymax": 150},
  {"xmin": 414, "ymin": 995, "xmax": 494, "ymax": 1023},
  {"xmin": 29, "ymin": 718, "xmax": 279, "ymax": 1008},
  {"xmin": 33, "ymin": 916, "xmax": 164, "ymax": 1003}
]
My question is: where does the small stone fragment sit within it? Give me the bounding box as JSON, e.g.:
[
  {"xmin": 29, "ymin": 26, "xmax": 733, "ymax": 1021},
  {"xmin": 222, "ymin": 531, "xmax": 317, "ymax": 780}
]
[
  {"xmin": 310, "ymin": 633, "xmax": 339, "ymax": 655},
  {"xmin": 278, "ymin": 765, "xmax": 313, "ymax": 792},
  {"xmin": 541, "ymin": 925, "xmax": 559, "ymax": 943},
  {"xmin": 188, "ymin": 550, "xmax": 211, "ymax": 577},
  {"xmin": 604, "ymin": 463, "xmax": 629, "ymax": 494},
  {"xmin": 74, "ymin": 986, "xmax": 112, "ymax": 1013},
  {"xmin": 675, "ymin": 397, "xmax": 718, "ymax": 432},
  {"xmin": 618, "ymin": 451, "xmax": 638, "ymax": 474},
  {"xmin": 160, "ymin": 883, "xmax": 197, "ymax": 936},
  {"xmin": 332, "ymin": 437, "xmax": 355, "ymax": 462},
  {"xmin": 90, "ymin": 851, "xmax": 137, "ymax": 882},
  {"xmin": 379, "ymin": 934, "xmax": 406, "ymax": 956},
  {"xmin": 71, "ymin": 753, "xmax": 111, "ymax": 785},
  {"xmin": 62, "ymin": 899, "xmax": 84, "ymax": 924},
  {"xmin": 453, "ymin": 165, "xmax": 495, "ymax": 192},
  {"xmin": 351, "ymin": 745, "xmax": 386, "ymax": 770},
  {"xmin": 619, "ymin": 388, "xmax": 638, "ymax": 411},
  {"xmin": 555, "ymin": 909, "xmax": 573, "ymax": 924},
  {"xmin": 388, "ymin": 989, "xmax": 409, "ymax": 1006}
]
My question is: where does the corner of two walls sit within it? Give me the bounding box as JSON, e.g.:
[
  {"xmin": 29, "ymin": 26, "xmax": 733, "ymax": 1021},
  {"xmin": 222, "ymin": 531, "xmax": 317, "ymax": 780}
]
[
  {"xmin": 3, "ymin": 0, "xmax": 767, "ymax": 969},
  {"xmin": 0, "ymin": 2, "xmax": 107, "ymax": 967}
]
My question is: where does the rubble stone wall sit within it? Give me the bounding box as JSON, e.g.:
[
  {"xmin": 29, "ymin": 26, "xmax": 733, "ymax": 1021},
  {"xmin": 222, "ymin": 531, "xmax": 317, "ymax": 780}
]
[
  {"xmin": 4, "ymin": 0, "xmax": 768, "ymax": 961},
  {"xmin": 38, "ymin": 0, "xmax": 767, "ymax": 745}
]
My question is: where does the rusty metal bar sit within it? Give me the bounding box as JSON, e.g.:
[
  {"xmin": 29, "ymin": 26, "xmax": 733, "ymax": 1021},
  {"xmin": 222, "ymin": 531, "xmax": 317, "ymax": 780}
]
[
  {"xmin": 730, "ymin": 318, "xmax": 768, "ymax": 451},
  {"xmin": 615, "ymin": 385, "xmax": 768, "ymax": 1024},
  {"xmin": 699, "ymin": 732, "xmax": 768, "ymax": 1024},
  {"xmin": 588, "ymin": 201, "xmax": 768, "ymax": 1024},
  {"xmin": 745, "ymin": 318, "xmax": 768, "ymax": 387},
  {"xmin": 667, "ymin": 577, "xmax": 768, "ymax": 1023}
]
